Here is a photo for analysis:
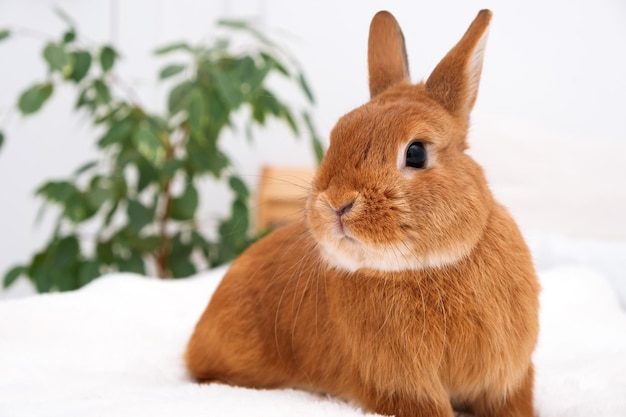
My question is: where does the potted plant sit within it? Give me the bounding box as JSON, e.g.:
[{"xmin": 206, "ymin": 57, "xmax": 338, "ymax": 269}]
[{"xmin": 0, "ymin": 10, "xmax": 323, "ymax": 292}]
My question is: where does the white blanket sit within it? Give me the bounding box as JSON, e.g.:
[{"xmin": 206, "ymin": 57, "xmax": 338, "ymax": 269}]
[{"xmin": 2, "ymin": 262, "xmax": 626, "ymax": 416}]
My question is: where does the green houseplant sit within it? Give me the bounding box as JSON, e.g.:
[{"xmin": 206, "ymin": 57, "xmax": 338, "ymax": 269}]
[{"xmin": 0, "ymin": 11, "xmax": 323, "ymax": 292}]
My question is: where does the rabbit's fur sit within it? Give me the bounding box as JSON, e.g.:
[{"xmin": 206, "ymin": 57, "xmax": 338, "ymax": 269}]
[{"xmin": 186, "ymin": 10, "xmax": 540, "ymax": 417}]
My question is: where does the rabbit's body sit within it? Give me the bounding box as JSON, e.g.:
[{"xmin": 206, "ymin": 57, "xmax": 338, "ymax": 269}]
[{"xmin": 186, "ymin": 10, "xmax": 540, "ymax": 417}]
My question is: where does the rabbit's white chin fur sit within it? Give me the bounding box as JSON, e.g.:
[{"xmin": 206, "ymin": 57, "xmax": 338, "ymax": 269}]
[{"xmin": 317, "ymin": 236, "xmax": 470, "ymax": 273}]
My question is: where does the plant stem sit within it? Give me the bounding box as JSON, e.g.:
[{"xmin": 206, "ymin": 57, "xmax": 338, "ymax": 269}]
[
  {"xmin": 155, "ymin": 136, "xmax": 175, "ymax": 279},
  {"xmin": 155, "ymin": 125, "xmax": 186, "ymax": 278}
]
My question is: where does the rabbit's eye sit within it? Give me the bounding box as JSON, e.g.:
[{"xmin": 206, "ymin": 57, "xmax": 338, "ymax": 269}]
[{"xmin": 406, "ymin": 141, "xmax": 427, "ymax": 169}]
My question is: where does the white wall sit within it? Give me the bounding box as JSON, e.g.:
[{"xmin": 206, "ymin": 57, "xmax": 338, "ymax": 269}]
[{"xmin": 1, "ymin": 0, "xmax": 625, "ymax": 298}]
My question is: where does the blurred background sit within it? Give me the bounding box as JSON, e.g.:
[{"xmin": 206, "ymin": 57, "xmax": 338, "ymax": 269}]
[{"xmin": 1, "ymin": 0, "xmax": 625, "ymax": 299}]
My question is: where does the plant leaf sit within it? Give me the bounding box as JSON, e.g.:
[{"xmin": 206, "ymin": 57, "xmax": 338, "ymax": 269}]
[
  {"xmin": 53, "ymin": 6, "xmax": 76, "ymax": 28},
  {"xmin": 230, "ymin": 198, "xmax": 250, "ymax": 236},
  {"xmin": 185, "ymin": 138, "xmax": 209, "ymax": 174},
  {"xmin": 64, "ymin": 193, "xmax": 96, "ymax": 223},
  {"xmin": 167, "ymin": 80, "xmax": 194, "ymax": 116},
  {"xmin": 3, "ymin": 265, "xmax": 25, "ymax": 289},
  {"xmin": 166, "ymin": 233, "xmax": 197, "ymax": 276},
  {"xmin": 69, "ymin": 51, "xmax": 92, "ymax": 82},
  {"xmin": 260, "ymin": 89, "xmax": 281, "ymax": 116},
  {"xmin": 159, "ymin": 64, "xmax": 185, "ymax": 79},
  {"xmin": 206, "ymin": 59, "xmax": 244, "ymax": 109},
  {"xmin": 43, "ymin": 42, "xmax": 70, "ymax": 73},
  {"xmin": 217, "ymin": 19, "xmax": 276, "ymax": 48},
  {"xmin": 191, "ymin": 231, "xmax": 211, "ymax": 258},
  {"xmin": 216, "ymin": 198, "xmax": 250, "ymax": 265},
  {"xmin": 146, "ymin": 115, "xmax": 170, "ymax": 132},
  {"xmin": 186, "ymin": 87, "xmax": 203, "ymax": 133},
  {"xmin": 73, "ymin": 160, "xmax": 98, "ymax": 176},
  {"xmin": 235, "ymin": 57, "xmax": 270, "ymax": 99},
  {"xmin": 78, "ymin": 260, "xmax": 100, "ymax": 286},
  {"xmin": 229, "ymin": 176, "xmax": 249, "ymax": 200},
  {"xmin": 135, "ymin": 123, "xmax": 163, "ymax": 163},
  {"xmin": 111, "ymin": 173, "xmax": 128, "ymax": 200},
  {"xmin": 95, "ymin": 106, "xmax": 124, "ymax": 124},
  {"xmin": 280, "ymin": 105, "xmax": 299, "ymax": 135},
  {"xmin": 170, "ymin": 233, "xmax": 194, "ymax": 257},
  {"xmin": 36, "ymin": 181, "xmax": 95, "ymax": 222},
  {"xmin": 154, "ymin": 42, "xmax": 193, "ymax": 55},
  {"xmin": 297, "ymin": 72, "xmax": 315, "ymax": 104},
  {"xmin": 0, "ymin": 29, "xmax": 10, "ymax": 42},
  {"xmin": 53, "ymin": 269, "xmax": 79, "ymax": 292},
  {"xmin": 199, "ymin": 86, "xmax": 229, "ymax": 131},
  {"xmin": 204, "ymin": 143, "xmax": 229, "ymax": 177},
  {"xmin": 93, "ymin": 79, "xmax": 111, "ymax": 103},
  {"xmin": 312, "ymin": 135, "xmax": 325, "ymax": 166},
  {"xmin": 170, "ymin": 181, "xmax": 198, "ymax": 221},
  {"xmin": 98, "ymin": 117, "xmax": 135, "ymax": 148},
  {"xmin": 52, "ymin": 236, "xmax": 80, "ymax": 270},
  {"xmin": 62, "ymin": 29, "xmax": 76, "ymax": 44},
  {"xmin": 100, "ymin": 45, "xmax": 117, "ymax": 72},
  {"xmin": 169, "ymin": 256, "xmax": 196, "ymax": 278},
  {"xmin": 251, "ymin": 88, "xmax": 281, "ymax": 124},
  {"xmin": 260, "ymin": 52, "xmax": 289, "ymax": 76},
  {"xmin": 96, "ymin": 240, "xmax": 114, "ymax": 264},
  {"xmin": 116, "ymin": 251, "xmax": 145, "ymax": 274},
  {"xmin": 29, "ymin": 252, "xmax": 52, "ymax": 293},
  {"xmin": 137, "ymin": 157, "xmax": 158, "ymax": 192},
  {"xmin": 159, "ymin": 158, "xmax": 184, "ymax": 184},
  {"xmin": 75, "ymin": 85, "xmax": 94, "ymax": 111},
  {"xmin": 128, "ymin": 235, "xmax": 162, "ymax": 252},
  {"xmin": 18, "ymin": 83, "xmax": 53, "ymax": 115},
  {"xmin": 36, "ymin": 180, "xmax": 78, "ymax": 203},
  {"xmin": 127, "ymin": 199, "xmax": 153, "ymax": 233},
  {"xmin": 219, "ymin": 198, "xmax": 249, "ymax": 240},
  {"xmin": 86, "ymin": 178, "xmax": 113, "ymax": 209},
  {"xmin": 103, "ymin": 200, "xmax": 119, "ymax": 227}
]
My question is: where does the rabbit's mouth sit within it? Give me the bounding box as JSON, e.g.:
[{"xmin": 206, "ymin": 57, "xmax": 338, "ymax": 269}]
[
  {"xmin": 316, "ymin": 228, "xmax": 469, "ymax": 273},
  {"xmin": 332, "ymin": 215, "xmax": 358, "ymax": 243},
  {"xmin": 308, "ymin": 190, "xmax": 473, "ymax": 273}
]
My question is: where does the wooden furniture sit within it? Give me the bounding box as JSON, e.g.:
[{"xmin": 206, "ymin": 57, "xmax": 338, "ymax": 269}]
[{"xmin": 255, "ymin": 166, "xmax": 315, "ymax": 231}]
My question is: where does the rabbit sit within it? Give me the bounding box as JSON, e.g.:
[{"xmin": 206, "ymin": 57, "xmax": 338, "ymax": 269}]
[{"xmin": 185, "ymin": 9, "xmax": 540, "ymax": 417}]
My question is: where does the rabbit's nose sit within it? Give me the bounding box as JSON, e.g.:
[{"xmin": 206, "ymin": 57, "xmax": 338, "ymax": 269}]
[{"xmin": 334, "ymin": 201, "xmax": 354, "ymax": 218}]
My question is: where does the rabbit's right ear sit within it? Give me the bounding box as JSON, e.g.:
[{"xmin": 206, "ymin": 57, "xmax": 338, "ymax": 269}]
[
  {"xmin": 368, "ymin": 11, "xmax": 410, "ymax": 98},
  {"xmin": 425, "ymin": 10, "xmax": 492, "ymax": 121}
]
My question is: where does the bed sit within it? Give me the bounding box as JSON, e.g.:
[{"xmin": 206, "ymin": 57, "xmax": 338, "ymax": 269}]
[{"xmin": 1, "ymin": 231, "xmax": 626, "ymax": 416}]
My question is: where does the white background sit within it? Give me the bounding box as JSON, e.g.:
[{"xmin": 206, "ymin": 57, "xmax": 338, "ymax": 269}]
[{"xmin": 1, "ymin": 0, "xmax": 625, "ymax": 297}]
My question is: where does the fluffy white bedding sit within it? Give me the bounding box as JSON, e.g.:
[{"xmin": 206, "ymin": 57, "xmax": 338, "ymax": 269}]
[{"xmin": 2, "ymin": 235, "xmax": 626, "ymax": 417}]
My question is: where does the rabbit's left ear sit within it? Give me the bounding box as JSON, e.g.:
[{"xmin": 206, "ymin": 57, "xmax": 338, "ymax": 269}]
[
  {"xmin": 425, "ymin": 10, "xmax": 492, "ymax": 120},
  {"xmin": 368, "ymin": 11, "xmax": 410, "ymax": 98}
]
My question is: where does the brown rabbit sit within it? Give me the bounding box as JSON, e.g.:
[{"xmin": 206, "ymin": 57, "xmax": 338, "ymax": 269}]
[{"xmin": 185, "ymin": 10, "xmax": 540, "ymax": 417}]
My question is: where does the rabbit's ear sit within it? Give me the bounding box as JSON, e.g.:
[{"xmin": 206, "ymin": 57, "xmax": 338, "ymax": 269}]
[
  {"xmin": 425, "ymin": 10, "xmax": 492, "ymax": 120},
  {"xmin": 368, "ymin": 11, "xmax": 410, "ymax": 98}
]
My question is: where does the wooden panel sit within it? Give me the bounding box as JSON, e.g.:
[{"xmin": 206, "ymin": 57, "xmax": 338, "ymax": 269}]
[{"xmin": 255, "ymin": 166, "xmax": 315, "ymax": 231}]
